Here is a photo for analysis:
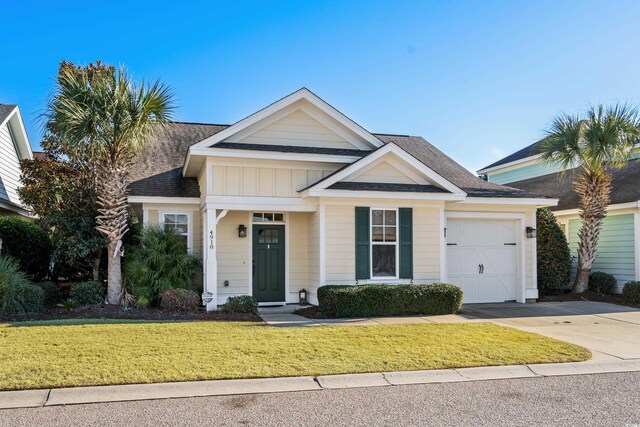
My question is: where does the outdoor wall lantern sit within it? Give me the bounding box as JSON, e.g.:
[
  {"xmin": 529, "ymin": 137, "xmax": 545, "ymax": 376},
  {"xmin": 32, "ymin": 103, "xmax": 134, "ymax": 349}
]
[
  {"xmin": 299, "ymin": 289, "xmax": 308, "ymax": 305},
  {"xmin": 238, "ymin": 224, "xmax": 247, "ymax": 238},
  {"xmin": 526, "ymin": 227, "xmax": 537, "ymax": 239}
]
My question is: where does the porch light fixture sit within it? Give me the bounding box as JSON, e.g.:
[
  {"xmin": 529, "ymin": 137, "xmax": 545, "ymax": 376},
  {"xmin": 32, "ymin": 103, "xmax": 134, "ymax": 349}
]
[
  {"xmin": 526, "ymin": 227, "xmax": 537, "ymax": 239},
  {"xmin": 238, "ymin": 224, "xmax": 247, "ymax": 238},
  {"xmin": 299, "ymin": 289, "xmax": 308, "ymax": 305}
]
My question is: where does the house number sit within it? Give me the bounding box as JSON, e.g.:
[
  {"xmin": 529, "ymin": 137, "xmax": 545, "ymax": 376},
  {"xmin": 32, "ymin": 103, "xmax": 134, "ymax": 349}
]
[{"xmin": 209, "ymin": 230, "xmax": 215, "ymax": 250}]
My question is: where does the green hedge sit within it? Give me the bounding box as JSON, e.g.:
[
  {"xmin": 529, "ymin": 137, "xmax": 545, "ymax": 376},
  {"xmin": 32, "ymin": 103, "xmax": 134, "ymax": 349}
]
[
  {"xmin": 536, "ymin": 208, "xmax": 571, "ymax": 295},
  {"xmin": 0, "ymin": 217, "xmax": 52, "ymax": 280},
  {"xmin": 318, "ymin": 283, "xmax": 463, "ymax": 318},
  {"xmin": 588, "ymin": 272, "xmax": 617, "ymax": 295},
  {"xmin": 622, "ymin": 281, "xmax": 640, "ymax": 305}
]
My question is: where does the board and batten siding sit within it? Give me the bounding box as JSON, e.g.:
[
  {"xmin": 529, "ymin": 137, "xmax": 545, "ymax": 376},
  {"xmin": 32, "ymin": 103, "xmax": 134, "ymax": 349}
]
[
  {"xmin": 233, "ymin": 108, "xmax": 359, "ymax": 150},
  {"xmin": 0, "ymin": 122, "xmax": 23, "ymax": 206},
  {"xmin": 210, "ymin": 164, "xmax": 339, "ymax": 197},
  {"xmin": 568, "ymin": 214, "xmax": 636, "ymax": 291}
]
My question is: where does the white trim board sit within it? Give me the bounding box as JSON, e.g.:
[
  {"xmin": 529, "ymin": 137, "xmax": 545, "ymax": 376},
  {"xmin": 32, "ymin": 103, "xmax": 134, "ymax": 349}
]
[
  {"xmin": 553, "ymin": 200, "xmax": 640, "ymax": 217},
  {"xmin": 129, "ymin": 196, "xmax": 201, "ymax": 205}
]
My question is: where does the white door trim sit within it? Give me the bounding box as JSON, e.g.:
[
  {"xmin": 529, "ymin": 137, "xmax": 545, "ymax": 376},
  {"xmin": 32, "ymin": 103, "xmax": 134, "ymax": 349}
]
[{"xmin": 445, "ymin": 212, "xmax": 526, "ymax": 303}]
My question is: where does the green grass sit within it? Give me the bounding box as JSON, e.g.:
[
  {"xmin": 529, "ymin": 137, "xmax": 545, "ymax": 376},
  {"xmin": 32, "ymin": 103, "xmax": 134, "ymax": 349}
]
[{"xmin": 0, "ymin": 321, "xmax": 590, "ymax": 390}]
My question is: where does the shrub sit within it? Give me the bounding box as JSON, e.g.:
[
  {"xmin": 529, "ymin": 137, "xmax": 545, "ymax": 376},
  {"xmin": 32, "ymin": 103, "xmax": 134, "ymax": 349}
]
[
  {"xmin": 588, "ymin": 272, "xmax": 617, "ymax": 295},
  {"xmin": 622, "ymin": 281, "xmax": 640, "ymax": 305},
  {"xmin": 222, "ymin": 295, "xmax": 258, "ymax": 315},
  {"xmin": 536, "ymin": 208, "xmax": 572, "ymax": 295},
  {"xmin": 69, "ymin": 281, "xmax": 105, "ymax": 305},
  {"xmin": 124, "ymin": 226, "xmax": 202, "ymax": 304},
  {"xmin": 0, "ymin": 217, "xmax": 52, "ymax": 280},
  {"xmin": 160, "ymin": 288, "xmax": 200, "ymax": 311},
  {"xmin": 318, "ymin": 283, "xmax": 463, "ymax": 318},
  {"xmin": 0, "ymin": 255, "xmax": 45, "ymax": 313},
  {"xmin": 58, "ymin": 299, "xmax": 79, "ymax": 311},
  {"xmin": 35, "ymin": 281, "xmax": 63, "ymax": 306}
]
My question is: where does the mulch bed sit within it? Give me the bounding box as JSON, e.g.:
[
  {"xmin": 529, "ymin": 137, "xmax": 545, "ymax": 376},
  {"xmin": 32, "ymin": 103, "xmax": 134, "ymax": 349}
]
[
  {"xmin": 0, "ymin": 305, "xmax": 262, "ymax": 323},
  {"xmin": 539, "ymin": 290, "xmax": 640, "ymax": 309},
  {"xmin": 293, "ymin": 305, "xmax": 323, "ymax": 319}
]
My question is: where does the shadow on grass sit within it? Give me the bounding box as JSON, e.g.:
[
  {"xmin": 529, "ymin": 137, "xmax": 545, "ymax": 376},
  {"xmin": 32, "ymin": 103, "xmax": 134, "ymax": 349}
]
[{"xmin": 9, "ymin": 318, "xmax": 180, "ymax": 327}]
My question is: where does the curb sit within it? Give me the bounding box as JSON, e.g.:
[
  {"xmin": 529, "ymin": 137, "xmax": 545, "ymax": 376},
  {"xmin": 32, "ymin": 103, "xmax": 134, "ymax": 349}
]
[{"xmin": 1, "ymin": 360, "xmax": 639, "ymax": 410}]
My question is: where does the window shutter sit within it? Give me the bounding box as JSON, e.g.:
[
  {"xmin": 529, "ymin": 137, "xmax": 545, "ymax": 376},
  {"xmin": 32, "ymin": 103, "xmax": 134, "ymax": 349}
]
[
  {"xmin": 399, "ymin": 208, "xmax": 413, "ymax": 279},
  {"xmin": 355, "ymin": 207, "xmax": 370, "ymax": 280}
]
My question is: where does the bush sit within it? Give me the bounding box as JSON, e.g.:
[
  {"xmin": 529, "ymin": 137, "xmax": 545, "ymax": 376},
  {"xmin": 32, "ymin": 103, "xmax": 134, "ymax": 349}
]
[
  {"xmin": 0, "ymin": 217, "xmax": 52, "ymax": 280},
  {"xmin": 588, "ymin": 272, "xmax": 617, "ymax": 295},
  {"xmin": 35, "ymin": 281, "xmax": 63, "ymax": 306},
  {"xmin": 124, "ymin": 226, "xmax": 202, "ymax": 304},
  {"xmin": 622, "ymin": 281, "xmax": 640, "ymax": 304},
  {"xmin": 536, "ymin": 208, "xmax": 572, "ymax": 295},
  {"xmin": 0, "ymin": 255, "xmax": 45, "ymax": 313},
  {"xmin": 222, "ymin": 295, "xmax": 258, "ymax": 315},
  {"xmin": 318, "ymin": 283, "xmax": 463, "ymax": 318},
  {"xmin": 160, "ymin": 288, "xmax": 200, "ymax": 311},
  {"xmin": 69, "ymin": 281, "xmax": 105, "ymax": 305}
]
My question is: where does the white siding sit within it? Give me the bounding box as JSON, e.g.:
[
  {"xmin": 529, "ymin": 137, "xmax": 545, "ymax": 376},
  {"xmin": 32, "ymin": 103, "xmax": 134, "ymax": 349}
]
[
  {"xmin": 237, "ymin": 109, "xmax": 360, "ymax": 150},
  {"xmin": 288, "ymin": 212, "xmax": 309, "ymax": 300},
  {"xmin": 0, "ymin": 122, "xmax": 23, "ymax": 205},
  {"xmin": 216, "ymin": 211, "xmax": 251, "ymax": 301},
  {"xmin": 351, "ymin": 161, "xmax": 417, "ymax": 184}
]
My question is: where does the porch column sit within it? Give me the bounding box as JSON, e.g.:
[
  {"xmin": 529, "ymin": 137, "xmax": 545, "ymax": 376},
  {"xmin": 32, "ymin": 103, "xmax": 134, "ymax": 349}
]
[{"xmin": 203, "ymin": 206, "xmax": 218, "ymax": 311}]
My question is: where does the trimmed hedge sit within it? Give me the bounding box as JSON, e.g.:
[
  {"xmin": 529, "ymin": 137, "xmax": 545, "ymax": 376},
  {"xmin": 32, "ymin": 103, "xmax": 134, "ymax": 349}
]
[
  {"xmin": 318, "ymin": 283, "xmax": 463, "ymax": 318},
  {"xmin": 622, "ymin": 281, "xmax": 640, "ymax": 305},
  {"xmin": 160, "ymin": 288, "xmax": 200, "ymax": 311},
  {"xmin": 70, "ymin": 281, "xmax": 105, "ymax": 305},
  {"xmin": 222, "ymin": 295, "xmax": 259, "ymax": 315},
  {"xmin": 35, "ymin": 281, "xmax": 63, "ymax": 306},
  {"xmin": 588, "ymin": 272, "xmax": 617, "ymax": 295}
]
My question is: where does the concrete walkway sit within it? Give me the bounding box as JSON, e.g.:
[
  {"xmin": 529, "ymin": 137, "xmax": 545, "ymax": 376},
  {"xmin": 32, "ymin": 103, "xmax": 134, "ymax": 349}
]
[{"xmin": 2, "ymin": 359, "xmax": 639, "ymax": 410}]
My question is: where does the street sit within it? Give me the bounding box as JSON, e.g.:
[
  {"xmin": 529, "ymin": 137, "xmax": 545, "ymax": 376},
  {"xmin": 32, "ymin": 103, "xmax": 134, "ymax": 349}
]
[{"xmin": 2, "ymin": 372, "xmax": 638, "ymax": 426}]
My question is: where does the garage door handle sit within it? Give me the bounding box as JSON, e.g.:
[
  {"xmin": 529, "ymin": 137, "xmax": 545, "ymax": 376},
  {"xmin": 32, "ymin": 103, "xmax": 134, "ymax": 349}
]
[
  {"xmin": 479, "ymin": 264, "xmax": 484, "ymax": 274},
  {"xmin": 504, "ymin": 243, "xmax": 516, "ymax": 246}
]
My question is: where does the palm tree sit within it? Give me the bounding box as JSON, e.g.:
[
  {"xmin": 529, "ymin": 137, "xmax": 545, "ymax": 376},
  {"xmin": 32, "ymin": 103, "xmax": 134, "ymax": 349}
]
[
  {"xmin": 540, "ymin": 104, "xmax": 640, "ymax": 293},
  {"xmin": 46, "ymin": 61, "xmax": 175, "ymax": 304}
]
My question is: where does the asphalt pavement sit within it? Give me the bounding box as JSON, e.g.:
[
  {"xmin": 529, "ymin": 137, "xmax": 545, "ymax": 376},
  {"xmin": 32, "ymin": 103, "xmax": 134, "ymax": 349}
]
[{"xmin": 2, "ymin": 372, "xmax": 638, "ymax": 426}]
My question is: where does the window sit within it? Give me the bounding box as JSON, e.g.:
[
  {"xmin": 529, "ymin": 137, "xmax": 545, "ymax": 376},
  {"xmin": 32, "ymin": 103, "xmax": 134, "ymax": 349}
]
[
  {"xmin": 371, "ymin": 209, "xmax": 397, "ymax": 277},
  {"xmin": 252, "ymin": 212, "xmax": 285, "ymax": 222},
  {"xmin": 163, "ymin": 213, "xmax": 189, "ymax": 248}
]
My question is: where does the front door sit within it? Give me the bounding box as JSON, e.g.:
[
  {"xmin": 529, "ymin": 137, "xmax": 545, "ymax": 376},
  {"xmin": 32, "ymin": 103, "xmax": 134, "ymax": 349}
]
[{"xmin": 253, "ymin": 225, "xmax": 285, "ymax": 303}]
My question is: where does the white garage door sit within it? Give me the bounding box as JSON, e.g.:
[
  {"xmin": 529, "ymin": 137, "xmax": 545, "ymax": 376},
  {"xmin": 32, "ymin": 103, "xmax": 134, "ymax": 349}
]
[{"xmin": 447, "ymin": 219, "xmax": 518, "ymax": 303}]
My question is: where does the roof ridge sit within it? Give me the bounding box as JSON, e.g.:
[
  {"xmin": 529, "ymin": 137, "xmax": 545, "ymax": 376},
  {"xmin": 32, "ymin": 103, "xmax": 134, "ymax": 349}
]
[{"xmin": 168, "ymin": 120, "xmax": 231, "ymax": 127}]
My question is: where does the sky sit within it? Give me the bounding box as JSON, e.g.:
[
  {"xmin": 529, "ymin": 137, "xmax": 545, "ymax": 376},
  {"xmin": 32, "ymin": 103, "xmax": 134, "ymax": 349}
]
[{"xmin": 2, "ymin": 0, "xmax": 640, "ymax": 173}]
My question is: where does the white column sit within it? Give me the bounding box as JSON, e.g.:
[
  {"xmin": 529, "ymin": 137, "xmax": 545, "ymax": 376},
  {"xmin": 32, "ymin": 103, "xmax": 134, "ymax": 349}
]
[
  {"xmin": 203, "ymin": 206, "xmax": 218, "ymax": 311},
  {"xmin": 439, "ymin": 207, "xmax": 447, "ymax": 283}
]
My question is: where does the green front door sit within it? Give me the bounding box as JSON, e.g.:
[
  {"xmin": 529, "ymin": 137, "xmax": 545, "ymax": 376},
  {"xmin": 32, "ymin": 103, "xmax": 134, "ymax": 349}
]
[{"xmin": 253, "ymin": 225, "xmax": 285, "ymax": 302}]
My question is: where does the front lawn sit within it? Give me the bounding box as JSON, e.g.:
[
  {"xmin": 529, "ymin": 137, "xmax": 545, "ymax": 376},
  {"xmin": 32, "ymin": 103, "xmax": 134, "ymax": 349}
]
[{"xmin": 0, "ymin": 321, "xmax": 590, "ymax": 390}]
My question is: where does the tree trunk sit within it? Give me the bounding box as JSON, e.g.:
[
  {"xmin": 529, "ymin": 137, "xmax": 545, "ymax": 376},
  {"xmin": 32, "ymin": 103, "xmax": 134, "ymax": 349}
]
[
  {"xmin": 572, "ymin": 169, "xmax": 611, "ymax": 293},
  {"xmin": 92, "ymin": 250, "xmax": 101, "ymax": 282},
  {"xmin": 95, "ymin": 158, "xmax": 129, "ymax": 305},
  {"xmin": 106, "ymin": 241, "xmax": 122, "ymax": 304}
]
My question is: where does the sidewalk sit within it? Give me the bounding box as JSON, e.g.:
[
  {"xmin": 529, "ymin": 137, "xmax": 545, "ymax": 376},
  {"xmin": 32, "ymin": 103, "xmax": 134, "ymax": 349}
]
[{"xmin": 2, "ymin": 359, "xmax": 640, "ymax": 410}]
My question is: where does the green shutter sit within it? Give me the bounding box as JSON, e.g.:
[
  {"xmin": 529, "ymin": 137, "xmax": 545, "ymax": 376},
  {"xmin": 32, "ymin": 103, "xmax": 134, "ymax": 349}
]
[
  {"xmin": 355, "ymin": 207, "xmax": 370, "ymax": 280},
  {"xmin": 399, "ymin": 208, "xmax": 413, "ymax": 279}
]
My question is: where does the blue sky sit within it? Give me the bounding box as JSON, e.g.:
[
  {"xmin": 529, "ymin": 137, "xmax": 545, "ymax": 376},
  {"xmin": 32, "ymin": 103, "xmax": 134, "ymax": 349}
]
[{"xmin": 2, "ymin": 0, "xmax": 640, "ymax": 172}]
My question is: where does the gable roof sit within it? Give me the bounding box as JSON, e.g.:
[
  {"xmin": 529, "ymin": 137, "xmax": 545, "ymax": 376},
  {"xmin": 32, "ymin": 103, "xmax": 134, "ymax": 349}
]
[
  {"xmin": 129, "ymin": 122, "xmax": 547, "ymax": 200},
  {"xmin": 478, "ymin": 139, "xmax": 544, "ymax": 172},
  {"xmin": 129, "ymin": 122, "xmax": 228, "ymax": 198},
  {"xmin": 506, "ymin": 159, "xmax": 640, "ymax": 211},
  {"xmin": 0, "ymin": 104, "xmax": 17, "ymax": 125}
]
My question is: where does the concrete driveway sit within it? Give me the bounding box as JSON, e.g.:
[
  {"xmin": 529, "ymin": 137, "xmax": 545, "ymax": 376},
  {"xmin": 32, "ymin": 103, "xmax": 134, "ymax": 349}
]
[{"xmin": 461, "ymin": 301, "xmax": 640, "ymax": 361}]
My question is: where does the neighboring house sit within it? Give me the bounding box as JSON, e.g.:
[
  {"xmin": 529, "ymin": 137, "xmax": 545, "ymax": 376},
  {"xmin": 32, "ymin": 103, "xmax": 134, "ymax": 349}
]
[
  {"xmin": 478, "ymin": 141, "xmax": 640, "ymax": 292},
  {"xmin": 129, "ymin": 89, "xmax": 555, "ymax": 309},
  {"xmin": 0, "ymin": 104, "xmax": 32, "ymax": 218}
]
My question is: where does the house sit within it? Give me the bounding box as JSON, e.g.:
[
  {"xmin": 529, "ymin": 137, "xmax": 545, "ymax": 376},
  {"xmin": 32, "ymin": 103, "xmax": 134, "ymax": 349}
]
[
  {"xmin": 478, "ymin": 141, "xmax": 640, "ymax": 292},
  {"xmin": 0, "ymin": 104, "xmax": 32, "ymax": 218},
  {"xmin": 128, "ymin": 89, "xmax": 556, "ymax": 309}
]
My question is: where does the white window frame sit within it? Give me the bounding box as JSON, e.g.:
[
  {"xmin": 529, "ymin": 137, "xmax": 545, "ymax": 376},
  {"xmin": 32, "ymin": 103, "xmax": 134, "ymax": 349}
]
[
  {"xmin": 370, "ymin": 208, "xmax": 399, "ymax": 280},
  {"xmin": 159, "ymin": 211, "xmax": 193, "ymax": 253},
  {"xmin": 251, "ymin": 212, "xmax": 286, "ymax": 224}
]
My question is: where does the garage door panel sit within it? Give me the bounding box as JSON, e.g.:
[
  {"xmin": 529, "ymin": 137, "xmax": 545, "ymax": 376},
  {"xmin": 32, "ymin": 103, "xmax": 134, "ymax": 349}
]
[{"xmin": 447, "ymin": 219, "xmax": 518, "ymax": 304}]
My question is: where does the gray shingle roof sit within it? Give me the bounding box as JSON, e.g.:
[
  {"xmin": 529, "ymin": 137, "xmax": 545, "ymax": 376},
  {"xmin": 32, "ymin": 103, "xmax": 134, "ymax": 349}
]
[
  {"xmin": 376, "ymin": 135, "xmax": 545, "ymax": 198},
  {"xmin": 128, "ymin": 123, "xmax": 546, "ymax": 200},
  {"xmin": 0, "ymin": 104, "xmax": 17, "ymax": 124},
  {"xmin": 480, "ymin": 139, "xmax": 544, "ymax": 171},
  {"xmin": 328, "ymin": 182, "xmax": 449, "ymax": 193},
  {"xmin": 215, "ymin": 142, "xmax": 370, "ymax": 157},
  {"xmin": 129, "ymin": 122, "xmax": 228, "ymax": 198},
  {"xmin": 506, "ymin": 159, "xmax": 640, "ymax": 211}
]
